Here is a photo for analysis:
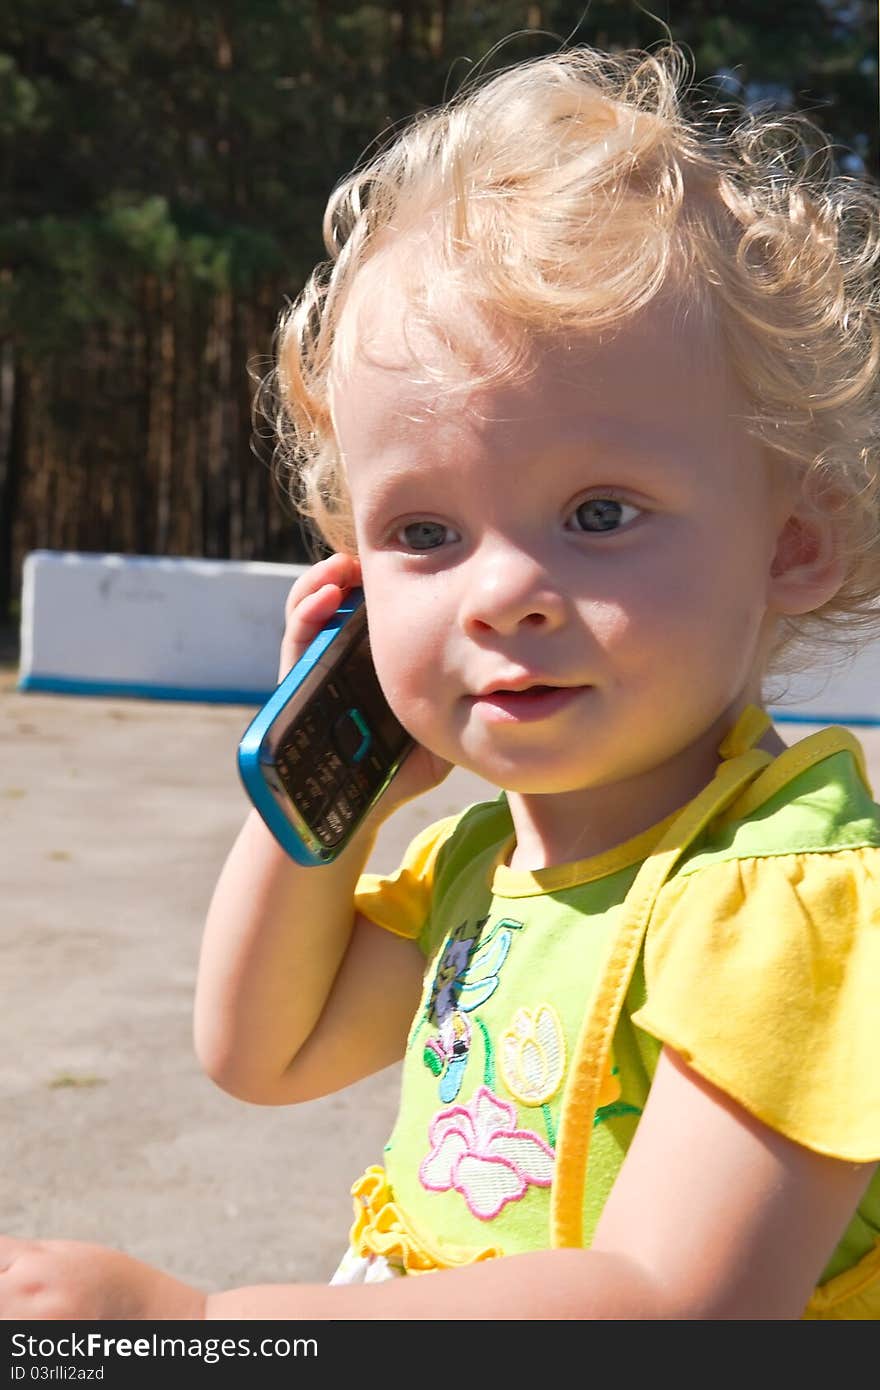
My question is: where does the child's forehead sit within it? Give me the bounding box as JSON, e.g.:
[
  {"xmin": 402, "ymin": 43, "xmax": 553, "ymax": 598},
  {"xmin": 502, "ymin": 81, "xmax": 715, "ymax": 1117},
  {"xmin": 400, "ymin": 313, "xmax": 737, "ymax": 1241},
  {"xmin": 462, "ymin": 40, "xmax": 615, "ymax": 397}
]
[{"xmin": 331, "ymin": 266, "xmax": 734, "ymax": 444}]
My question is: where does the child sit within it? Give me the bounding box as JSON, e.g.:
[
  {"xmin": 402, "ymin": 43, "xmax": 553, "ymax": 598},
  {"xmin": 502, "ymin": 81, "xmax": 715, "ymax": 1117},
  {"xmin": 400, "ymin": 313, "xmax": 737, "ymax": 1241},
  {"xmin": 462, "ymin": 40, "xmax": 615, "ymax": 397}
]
[{"xmin": 3, "ymin": 43, "xmax": 879, "ymax": 1320}]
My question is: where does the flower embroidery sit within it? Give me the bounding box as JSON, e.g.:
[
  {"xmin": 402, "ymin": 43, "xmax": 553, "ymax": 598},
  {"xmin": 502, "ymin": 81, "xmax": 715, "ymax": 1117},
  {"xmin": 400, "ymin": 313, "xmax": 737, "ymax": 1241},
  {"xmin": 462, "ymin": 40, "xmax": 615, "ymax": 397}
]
[
  {"xmin": 499, "ymin": 1004, "xmax": 566, "ymax": 1106},
  {"xmin": 424, "ymin": 1010, "xmax": 472, "ymax": 1102},
  {"xmin": 429, "ymin": 919, "xmax": 484, "ymax": 1022},
  {"xmin": 422, "ymin": 917, "xmax": 523, "ymax": 1103},
  {"xmin": 419, "ymin": 1085, "xmax": 555, "ymax": 1221},
  {"xmin": 427, "ymin": 916, "xmax": 521, "ymax": 1024}
]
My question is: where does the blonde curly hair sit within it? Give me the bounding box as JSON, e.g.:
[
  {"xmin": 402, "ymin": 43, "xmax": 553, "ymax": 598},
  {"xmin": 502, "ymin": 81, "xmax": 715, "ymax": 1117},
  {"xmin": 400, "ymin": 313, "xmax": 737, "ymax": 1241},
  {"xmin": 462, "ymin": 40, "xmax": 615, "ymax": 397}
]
[{"xmin": 265, "ymin": 44, "xmax": 880, "ymax": 674}]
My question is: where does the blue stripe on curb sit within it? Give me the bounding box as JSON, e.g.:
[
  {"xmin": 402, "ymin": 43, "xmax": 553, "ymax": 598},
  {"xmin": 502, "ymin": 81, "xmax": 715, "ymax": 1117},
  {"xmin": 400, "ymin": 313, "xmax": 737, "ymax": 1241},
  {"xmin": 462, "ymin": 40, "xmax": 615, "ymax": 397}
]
[
  {"xmin": 770, "ymin": 711, "xmax": 880, "ymax": 727},
  {"xmin": 17, "ymin": 674, "xmax": 270, "ymax": 705}
]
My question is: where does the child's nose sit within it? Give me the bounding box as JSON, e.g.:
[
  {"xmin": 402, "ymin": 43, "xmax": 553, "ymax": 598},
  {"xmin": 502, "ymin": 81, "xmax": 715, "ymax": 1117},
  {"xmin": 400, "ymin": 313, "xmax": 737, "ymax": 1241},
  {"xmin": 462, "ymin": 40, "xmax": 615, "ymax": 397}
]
[{"xmin": 459, "ymin": 547, "xmax": 567, "ymax": 638}]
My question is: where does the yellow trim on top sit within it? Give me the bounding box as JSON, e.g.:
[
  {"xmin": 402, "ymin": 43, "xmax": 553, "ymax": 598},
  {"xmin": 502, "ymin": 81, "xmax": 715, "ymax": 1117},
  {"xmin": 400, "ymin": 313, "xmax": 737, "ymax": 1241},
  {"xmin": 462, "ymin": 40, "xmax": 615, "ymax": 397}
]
[
  {"xmin": 716, "ymin": 727, "xmax": 872, "ymax": 829},
  {"xmin": 804, "ymin": 1239, "xmax": 880, "ymax": 1319},
  {"xmin": 489, "ymin": 712, "xmax": 870, "ymax": 898},
  {"xmin": 492, "ymin": 809, "xmax": 679, "ymax": 898},
  {"xmin": 551, "ymin": 737, "xmax": 776, "ymax": 1248},
  {"xmin": 350, "ymin": 1165, "xmax": 500, "ymax": 1273},
  {"xmin": 717, "ymin": 705, "xmax": 771, "ymax": 759},
  {"xmin": 629, "ymin": 995, "xmax": 880, "ymax": 1164},
  {"xmin": 551, "ymin": 706, "xmax": 775, "ymax": 1250}
]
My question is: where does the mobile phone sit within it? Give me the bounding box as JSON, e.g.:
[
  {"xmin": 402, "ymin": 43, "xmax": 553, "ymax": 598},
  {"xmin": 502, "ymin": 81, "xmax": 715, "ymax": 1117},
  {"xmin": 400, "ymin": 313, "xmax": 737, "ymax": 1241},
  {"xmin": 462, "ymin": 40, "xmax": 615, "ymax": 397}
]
[{"xmin": 237, "ymin": 588, "xmax": 414, "ymax": 865}]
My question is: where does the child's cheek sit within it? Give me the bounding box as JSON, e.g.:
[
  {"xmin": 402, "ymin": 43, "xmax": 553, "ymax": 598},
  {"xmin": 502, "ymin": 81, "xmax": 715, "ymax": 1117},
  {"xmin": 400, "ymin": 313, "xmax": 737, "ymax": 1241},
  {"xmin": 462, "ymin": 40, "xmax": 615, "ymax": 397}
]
[
  {"xmin": 368, "ymin": 627, "xmax": 432, "ymax": 720},
  {"xmin": 578, "ymin": 597, "xmax": 635, "ymax": 652}
]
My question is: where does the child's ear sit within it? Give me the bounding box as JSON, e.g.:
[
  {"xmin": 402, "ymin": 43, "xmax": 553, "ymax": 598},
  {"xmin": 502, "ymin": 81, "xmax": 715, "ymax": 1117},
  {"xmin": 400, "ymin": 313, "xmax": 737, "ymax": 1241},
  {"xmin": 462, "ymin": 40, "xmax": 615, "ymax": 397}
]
[{"xmin": 768, "ymin": 510, "xmax": 845, "ymax": 616}]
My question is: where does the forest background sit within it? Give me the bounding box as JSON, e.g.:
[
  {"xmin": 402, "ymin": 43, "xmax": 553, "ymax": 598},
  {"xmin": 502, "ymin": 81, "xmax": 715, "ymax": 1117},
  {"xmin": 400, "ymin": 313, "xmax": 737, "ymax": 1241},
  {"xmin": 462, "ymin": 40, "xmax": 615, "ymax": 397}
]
[{"xmin": 1, "ymin": 0, "xmax": 876, "ymax": 624}]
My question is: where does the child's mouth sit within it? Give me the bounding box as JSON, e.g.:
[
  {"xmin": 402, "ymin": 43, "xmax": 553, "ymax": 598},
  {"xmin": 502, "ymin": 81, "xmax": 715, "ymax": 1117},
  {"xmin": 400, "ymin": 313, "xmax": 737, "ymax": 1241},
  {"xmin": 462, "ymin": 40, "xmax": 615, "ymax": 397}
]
[{"xmin": 471, "ymin": 685, "xmax": 586, "ymax": 722}]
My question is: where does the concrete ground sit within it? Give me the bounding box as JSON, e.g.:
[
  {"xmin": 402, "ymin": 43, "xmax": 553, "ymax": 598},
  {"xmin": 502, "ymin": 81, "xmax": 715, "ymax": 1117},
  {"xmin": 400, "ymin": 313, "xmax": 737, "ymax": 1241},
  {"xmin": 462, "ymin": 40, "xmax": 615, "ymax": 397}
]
[
  {"xmin": 2, "ymin": 641, "xmax": 879, "ymax": 1294},
  {"xmin": 0, "ymin": 647, "xmax": 493, "ymax": 1292}
]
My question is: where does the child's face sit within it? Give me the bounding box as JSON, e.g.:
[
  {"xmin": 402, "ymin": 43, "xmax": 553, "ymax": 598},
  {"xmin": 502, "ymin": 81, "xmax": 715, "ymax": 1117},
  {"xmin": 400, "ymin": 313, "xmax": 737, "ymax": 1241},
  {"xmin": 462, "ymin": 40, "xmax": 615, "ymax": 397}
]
[{"xmin": 332, "ymin": 287, "xmax": 787, "ymax": 797}]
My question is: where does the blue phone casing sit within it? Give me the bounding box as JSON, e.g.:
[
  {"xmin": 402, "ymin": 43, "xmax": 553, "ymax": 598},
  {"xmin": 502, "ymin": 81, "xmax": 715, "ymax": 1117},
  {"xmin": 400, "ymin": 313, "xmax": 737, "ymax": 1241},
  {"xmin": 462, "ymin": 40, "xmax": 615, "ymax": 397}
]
[{"xmin": 237, "ymin": 589, "xmax": 407, "ymax": 865}]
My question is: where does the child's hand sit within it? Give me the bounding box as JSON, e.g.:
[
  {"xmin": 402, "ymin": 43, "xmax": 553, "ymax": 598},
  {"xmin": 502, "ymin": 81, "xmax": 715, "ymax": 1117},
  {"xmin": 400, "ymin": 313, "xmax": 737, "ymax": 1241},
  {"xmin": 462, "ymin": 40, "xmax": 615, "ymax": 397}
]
[
  {"xmin": 279, "ymin": 554, "xmax": 452, "ymax": 815},
  {"xmin": 278, "ymin": 552, "xmax": 365, "ymax": 682},
  {"xmin": 0, "ymin": 1234, "xmax": 205, "ymax": 1320}
]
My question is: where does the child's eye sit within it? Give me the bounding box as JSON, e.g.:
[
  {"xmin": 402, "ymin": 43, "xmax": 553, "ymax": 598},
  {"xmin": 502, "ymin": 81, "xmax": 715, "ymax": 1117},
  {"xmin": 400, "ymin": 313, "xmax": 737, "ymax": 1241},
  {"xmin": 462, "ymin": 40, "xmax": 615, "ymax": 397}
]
[
  {"xmin": 397, "ymin": 520, "xmax": 460, "ymax": 551},
  {"xmin": 567, "ymin": 497, "xmax": 640, "ymax": 533}
]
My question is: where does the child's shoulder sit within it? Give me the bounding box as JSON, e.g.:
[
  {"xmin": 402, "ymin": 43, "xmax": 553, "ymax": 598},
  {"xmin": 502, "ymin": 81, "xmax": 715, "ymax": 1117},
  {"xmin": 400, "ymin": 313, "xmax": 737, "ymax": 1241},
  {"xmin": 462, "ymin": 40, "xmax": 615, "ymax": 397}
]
[
  {"xmin": 355, "ymin": 795, "xmax": 511, "ymax": 944},
  {"xmin": 656, "ymin": 723, "xmax": 880, "ymax": 964},
  {"xmin": 684, "ymin": 724, "xmax": 880, "ymax": 875},
  {"xmin": 637, "ymin": 726, "xmax": 880, "ymax": 1162}
]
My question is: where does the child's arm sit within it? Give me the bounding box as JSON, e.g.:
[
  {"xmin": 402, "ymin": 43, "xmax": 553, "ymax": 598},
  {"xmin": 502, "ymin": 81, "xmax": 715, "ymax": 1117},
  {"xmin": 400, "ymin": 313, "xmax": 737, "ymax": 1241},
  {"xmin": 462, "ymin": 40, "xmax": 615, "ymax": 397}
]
[
  {"xmin": 4, "ymin": 1047, "xmax": 874, "ymax": 1319},
  {"xmin": 193, "ymin": 809, "xmax": 424, "ymax": 1102},
  {"xmin": 193, "ymin": 553, "xmax": 448, "ymax": 1104},
  {"xmin": 205, "ymin": 1046, "xmax": 876, "ymax": 1319}
]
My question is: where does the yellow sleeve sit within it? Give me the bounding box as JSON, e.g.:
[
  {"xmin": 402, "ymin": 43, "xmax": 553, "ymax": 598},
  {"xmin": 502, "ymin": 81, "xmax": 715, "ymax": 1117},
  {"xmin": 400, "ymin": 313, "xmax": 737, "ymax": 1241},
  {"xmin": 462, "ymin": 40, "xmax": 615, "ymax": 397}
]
[
  {"xmin": 354, "ymin": 813, "xmax": 462, "ymax": 943},
  {"xmin": 632, "ymin": 848, "xmax": 880, "ymax": 1162}
]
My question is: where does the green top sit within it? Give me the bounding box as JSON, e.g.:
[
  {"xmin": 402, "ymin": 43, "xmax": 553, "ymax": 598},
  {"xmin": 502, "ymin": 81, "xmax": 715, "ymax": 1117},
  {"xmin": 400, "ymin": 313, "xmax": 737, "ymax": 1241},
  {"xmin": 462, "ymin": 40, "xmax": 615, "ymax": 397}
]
[{"xmin": 355, "ymin": 729, "xmax": 880, "ymax": 1287}]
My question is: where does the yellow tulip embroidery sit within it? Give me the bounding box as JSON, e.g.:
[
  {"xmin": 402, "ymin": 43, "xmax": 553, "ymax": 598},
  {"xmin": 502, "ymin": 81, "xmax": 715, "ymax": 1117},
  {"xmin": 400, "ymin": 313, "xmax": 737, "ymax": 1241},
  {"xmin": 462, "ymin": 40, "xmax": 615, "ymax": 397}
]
[{"xmin": 500, "ymin": 1004, "xmax": 566, "ymax": 1107}]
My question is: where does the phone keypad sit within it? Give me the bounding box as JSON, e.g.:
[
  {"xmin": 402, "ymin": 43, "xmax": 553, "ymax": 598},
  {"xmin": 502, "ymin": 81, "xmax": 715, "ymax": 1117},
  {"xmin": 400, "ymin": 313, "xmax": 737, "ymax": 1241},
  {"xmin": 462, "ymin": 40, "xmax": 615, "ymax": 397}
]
[{"xmin": 274, "ymin": 676, "xmax": 400, "ymax": 850}]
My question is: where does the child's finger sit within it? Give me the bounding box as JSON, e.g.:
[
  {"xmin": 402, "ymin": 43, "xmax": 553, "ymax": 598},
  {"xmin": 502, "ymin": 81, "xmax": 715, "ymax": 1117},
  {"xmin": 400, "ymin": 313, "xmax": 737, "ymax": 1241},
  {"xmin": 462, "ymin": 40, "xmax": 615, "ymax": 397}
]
[
  {"xmin": 286, "ymin": 583, "xmax": 346, "ymax": 642},
  {"xmin": 278, "ymin": 568, "xmax": 362, "ymax": 679},
  {"xmin": 278, "ymin": 586, "xmax": 340, "ymax": 678},
  {"xmin": 285, "ymin": 553, "xmax": 361, "ymax": 623},
  {"xmin": 278, "ymin": 554, "xmax": 363, "ymax": 679}
]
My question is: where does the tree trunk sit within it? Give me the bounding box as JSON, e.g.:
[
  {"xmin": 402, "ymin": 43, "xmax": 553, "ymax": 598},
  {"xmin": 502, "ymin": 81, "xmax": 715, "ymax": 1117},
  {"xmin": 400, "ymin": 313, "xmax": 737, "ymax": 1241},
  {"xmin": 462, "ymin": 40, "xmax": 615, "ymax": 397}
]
[{"xmin": 0, "ymin": 346, "xmax": 25, "ymax": 619}]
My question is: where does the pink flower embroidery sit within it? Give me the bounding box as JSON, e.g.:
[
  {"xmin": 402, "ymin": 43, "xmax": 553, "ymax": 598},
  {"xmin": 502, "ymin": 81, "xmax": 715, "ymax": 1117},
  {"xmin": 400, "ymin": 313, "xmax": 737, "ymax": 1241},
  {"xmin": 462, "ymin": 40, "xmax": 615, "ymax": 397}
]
[{"xmin": 419, "ymin": 1085, "xmax": 555, "ymax": 1220}]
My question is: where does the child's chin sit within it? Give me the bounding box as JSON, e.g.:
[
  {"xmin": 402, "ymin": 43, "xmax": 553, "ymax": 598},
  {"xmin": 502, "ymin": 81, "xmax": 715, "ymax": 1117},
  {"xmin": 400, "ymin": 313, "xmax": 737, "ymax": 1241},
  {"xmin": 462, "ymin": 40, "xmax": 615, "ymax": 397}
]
[{"xmin": 468, "ymin": 757, "xmax": 606, "ymax": 798}]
